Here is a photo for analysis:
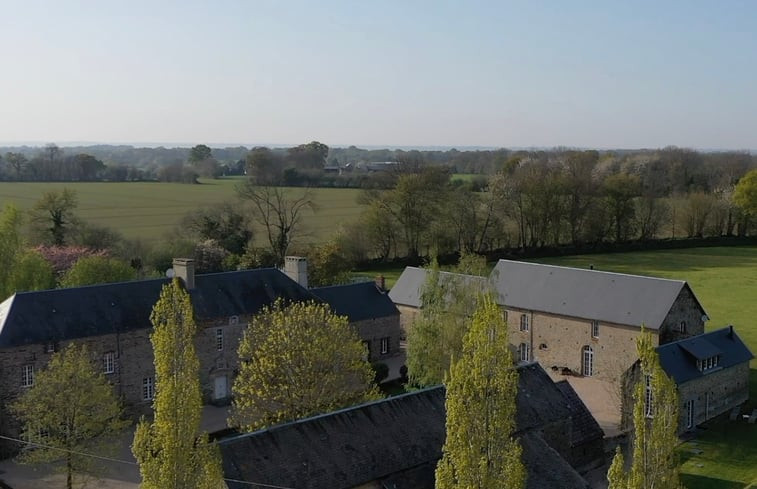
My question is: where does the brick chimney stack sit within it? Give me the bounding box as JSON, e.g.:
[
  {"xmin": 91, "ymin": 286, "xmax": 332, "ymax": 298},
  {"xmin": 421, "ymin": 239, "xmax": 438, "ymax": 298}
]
[
  {"xmin": 173, "ymin": 258, "xmax": 195, "ymax": 290},
  {"xmin": 375, "ymin": 275, "xmax": 386, "ymax": 292},
  {"xmin": 283, "ymin": 256, "xmax": 308, "ymax": 288}
]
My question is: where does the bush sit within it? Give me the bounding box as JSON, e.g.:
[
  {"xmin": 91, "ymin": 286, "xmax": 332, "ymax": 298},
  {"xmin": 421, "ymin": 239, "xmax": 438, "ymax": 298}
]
[{"xmin": 372, "ymin": 362, "xmax": 389, "ymax": 384}]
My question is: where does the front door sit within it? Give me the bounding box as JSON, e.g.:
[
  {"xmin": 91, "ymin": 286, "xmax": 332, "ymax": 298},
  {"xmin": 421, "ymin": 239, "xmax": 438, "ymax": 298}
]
[{"xmin": 213, "ymin": 375, "xmax": 228, "ymax": 400}]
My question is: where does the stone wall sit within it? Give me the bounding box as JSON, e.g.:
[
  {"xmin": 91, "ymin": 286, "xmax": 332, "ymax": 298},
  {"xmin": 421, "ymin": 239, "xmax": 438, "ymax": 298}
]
[
  {"xmin": 659, "ymin": 286, "xmax": 706, "ymax": 344},
  {"xmin": 352, "ymin": 315, "xmax": 402, "ymax": 362},
  {"xmin": 395, "ymin": 305, "xmax": 419, "ymax": 338},
  {"xmin": 677, "ymin": 361, "xmax": 750, "ymax": 432}
]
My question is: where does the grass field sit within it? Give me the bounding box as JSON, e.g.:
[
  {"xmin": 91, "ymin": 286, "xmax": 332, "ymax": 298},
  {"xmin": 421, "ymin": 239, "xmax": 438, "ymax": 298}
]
[{"xmin": 0, "ymin": 179, "xmax": 365, "ymax": 244}]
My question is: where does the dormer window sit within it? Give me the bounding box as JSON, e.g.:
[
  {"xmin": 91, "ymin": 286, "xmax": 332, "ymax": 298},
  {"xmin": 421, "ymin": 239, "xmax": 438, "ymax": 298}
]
[{"xmin": 697, "ymin": 355, "xmax": 720, "ymax": 372}]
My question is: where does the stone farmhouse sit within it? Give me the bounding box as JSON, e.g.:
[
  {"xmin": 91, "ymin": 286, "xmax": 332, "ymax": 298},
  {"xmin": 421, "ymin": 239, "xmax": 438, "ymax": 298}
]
[
  {"xmin": 219, "ymin": 363, "xmax": 604, "ymax": 489},
  {"xmin": 0, "ymin": 257, "xmax": 401, "ymax": 455},
  {"xmin": 389, "ymin": 259, "xmax": 752, "ymax": 433}
]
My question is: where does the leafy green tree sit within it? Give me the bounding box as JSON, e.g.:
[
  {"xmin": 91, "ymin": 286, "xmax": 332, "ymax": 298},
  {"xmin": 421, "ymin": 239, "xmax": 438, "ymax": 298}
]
[
  {"xmin": 303, "ymin": 239, "xmax": 353, "ymax": 287},
  {"xmin": 607, "ymin": 446, "xmax": 626, "ymax": 489},
  {"xmin": 188, "ymin": 144, "xmax": 213, "ymax": 163},
  {"xmin": 182, "ymin": 202, "xmax": 253, "ymax": 255},
  {"xmin": 435, "ymin": 294, "xmax": 525, "ymax": 489},
  {"xmin": 10, "ymin": 250, "xmax": 56, "ymax": 293},
  {"xmin": 608, "ymin": 329, "xmax": 680, "ymax": 489},
  {"xmin": 603, "ymin": 173, "xmax": 641, "ymax": 242},
  {"xmin": 132, "ymin": 278, "xmax": 223, "ymax": 489},
  {"xmin": 231, "ymin": 299, "xmax": 380, "ymax": 431},
  {"xmin": 60, "ymin": 256, "xmax": 136, "ymax": 287},
  {"xmin": 30, "ymin": 188, "xmax": 79, "ymax": 246},
  {"xmin": 11, "ymin": 344, "xmax": 128, "ymax": 489},
  {"xmin": 0, "ymin": 205, "xmax": 55, "ymax": 299},
  {"xmin": 407, "ymin": 256, "xmax": 488, "ymax": 386},
  {"xmin": 4, "ymin": 152, "xmax": 27, "ymax": 179},
  {"xmin": 733, "ymin": 169, "xmax": 757, "ymax": 216}
]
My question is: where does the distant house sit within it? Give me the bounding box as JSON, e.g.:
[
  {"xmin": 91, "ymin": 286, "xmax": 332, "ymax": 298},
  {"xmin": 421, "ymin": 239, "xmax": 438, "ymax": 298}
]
[
  {"xmin": 634, "ymin": 326, "xmax": 753, "ymax": 433},
  {"xmin": 219, "ymin": 363, "xmax": 603, "ymax": 489}
]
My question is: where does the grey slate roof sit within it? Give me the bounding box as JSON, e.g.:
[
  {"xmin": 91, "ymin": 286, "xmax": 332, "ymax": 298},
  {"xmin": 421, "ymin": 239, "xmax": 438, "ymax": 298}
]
[
  {"xmin": 311, "ymin": 282, "xmax": 399, "ymax": 322},
  {"xmin": 657, "ymin": 326, "xmax": 754, "ymax": 384},
  {"xmin": 0, "ymin": 268, "xmax": 316, "ymax": 348},
  {"xmin": 219, "ymin": 363, "xmax": 592, "ymax": 489},
  {"xmin": 388, "ymin": 266, "xmax": 488, "ymax": 308},
  {"xmin": 491, "ymin": 259, "xmax": 705, "ymax": 329}
]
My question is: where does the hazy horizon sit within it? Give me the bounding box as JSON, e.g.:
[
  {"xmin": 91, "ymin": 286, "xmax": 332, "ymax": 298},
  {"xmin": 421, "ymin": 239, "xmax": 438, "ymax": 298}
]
[{"xmin": 2, "ymin": 1, "xmax": 756, "ymax": 149}]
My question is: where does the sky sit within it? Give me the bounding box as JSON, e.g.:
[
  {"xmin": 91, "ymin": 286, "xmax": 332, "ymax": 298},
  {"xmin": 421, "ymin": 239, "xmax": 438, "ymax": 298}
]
[{"xmin": 0, "ymin": 0, "xmax": 755, "ymax": 150}]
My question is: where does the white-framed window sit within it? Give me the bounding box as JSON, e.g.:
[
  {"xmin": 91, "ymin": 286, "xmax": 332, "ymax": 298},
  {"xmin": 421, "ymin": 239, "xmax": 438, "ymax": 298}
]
[
  {"xmin": 143, "ymin": 377, "xmax": 155, "ymax": 401},
  {"xmin": 519, "ymin": 343, "xmax": 531, "ymax": 362},
  {"xmin": 216, "ymin": 328, "xmax": 224, "ymax": 351},
  {"xmin": 699, "ymin": 355, "xmax": 720, "ymax": 372},
  {"xmin": 645, "ymin": 374, "xmax": 653, "ymax": 417},
  {"xmin": 44, "ymin": 342, "xmax": 56, "ymax": 353},
  {"xmin": 591, "ymin": 320, "xmax": 599, "ymax": 338},
  {"xmin": 103, "ymin": 351, "xmax": 115, "ymax": 374},
  {"xmin": 21, "ymin": 364, "xmax": 34, "ymax": 388},
  {"xmin": 228, "ymin": 315, "xmax": 239, "ymax": 326},
  {"xmin": 679, "ymin": 320, "xmax": 687, "ymax": 333},
  {"xmin": 380, "ymin": 337, "xmax": 390, "ymax": 355},
  {"xmin": 582, "ymin": 346, "xmax": 594, "ymax": 377},
  {"xmin": 520, "ymin": 314, "xmax": 529, "ymax": 332},
  {"xmin": 502, "ymin": 310, "xmax": 508, "ymax": 323},
  {"xmin": 685, "ymin": 399, "xmax": 695, "ymax": 428}
]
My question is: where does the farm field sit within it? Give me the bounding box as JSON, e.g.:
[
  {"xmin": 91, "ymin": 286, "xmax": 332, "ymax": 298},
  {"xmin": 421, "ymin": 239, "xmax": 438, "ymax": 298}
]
[{"xmin": 0, "ymin": 179, "xmax": 366, "ymax": 244}]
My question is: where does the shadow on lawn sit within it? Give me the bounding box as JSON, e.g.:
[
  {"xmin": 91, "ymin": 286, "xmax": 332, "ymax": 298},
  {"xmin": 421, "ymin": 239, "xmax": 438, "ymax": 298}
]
[{"xmin": 680, "ymin": 473, "xmax": 746, "ymax": 489}]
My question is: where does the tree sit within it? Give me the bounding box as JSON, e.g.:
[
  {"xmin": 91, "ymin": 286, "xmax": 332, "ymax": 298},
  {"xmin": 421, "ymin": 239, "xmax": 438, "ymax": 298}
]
[
  {"xmin": 182, "ymin": 202, "xmax": 253, "ymax": 255},
  {"xmin": 236, "ymin": 182, "xmax": 316, "ymax": 266},
  {"xmin": 435, "ymin": 294, "xmax": 525, "ymax": 489},
  {"xmin": 132, "ymin": 278, "xmax": 223, "ymax": 489},
  {"xmin": 4, "ymin": 152, "xmax": 27, "ymax": 179},
  {"xmin": 230, "ymin": 299, "xmax": 380, "ymax": 432},
  {"xmin": 29, "ymin": 188, "xmax": 79, "ymax": 246},
  {"xmin": 733, "ymin": 169, "xmax": 757, "ymax": 216},
  {"xmin": 0, "ymin": 205, "xmax": 55, "ymax": 299},
  {"xmin": 407, "ymin": 256, "xmax": 488, "ymax": 387},
  {"xmin": 60, "ymin": 256, "xmax": 136, "ymax": 287},
  {"xmin": 608, "ymin": 329, "xmax": 679, "ymax": 489},
  {"xmin": 245, "ymin": 147, "xmax": 283, "ymax": 185},
  {"xmin": 9, "ymin": 250, "xmax": 56, "ymax": 293},
  {"xmin": 607, "ymin": 446, "xmax": 626, "ymax": 489},
  {"xmin": 188, "ymin": 144, "xmax": 213, "ymax": 163},
  {"xmin": 303, "ymin": 239, "xmax": 353, "ymax": 287},
  {"xmin": 11, "ymin": 344, "xmax": 128, "ymax": 489},
  {"xmin": 604, "ymin": 173, "xmax": 641, "ymax": 242}
]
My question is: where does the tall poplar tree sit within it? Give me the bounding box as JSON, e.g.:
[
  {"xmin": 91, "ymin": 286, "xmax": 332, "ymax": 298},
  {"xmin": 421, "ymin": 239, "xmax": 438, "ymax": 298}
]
[
  {"xmin": 607, "ymin": 329, "xmax": 680, "ymax": 489},
  {"xmin": 435, "ymin": 294, "xmax": 525, "ymax": 489},
  {"xmin": 230, "ymin": 299, "xmax": 380, "ymax": 432},
  {"xmin": 132, "ymin": 278, "xmax": 223, "ymax": 489}
]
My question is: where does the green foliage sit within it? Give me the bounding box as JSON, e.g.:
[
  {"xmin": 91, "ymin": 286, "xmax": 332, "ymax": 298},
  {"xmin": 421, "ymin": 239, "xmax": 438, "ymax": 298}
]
[
  {"xmin": 0, "ymin": 205, "xmax": 55, "ymax": 299},
  {"xmin": 304, "ymin": 239, "xmax": 354, "ymax": 287},
  {"xmin": 10, "ymin": 250, "xmax": 55, "ymax": 292},
  {"xmin": 231, "ymin": 299, "xmax": 380, "ymax": 431},
  {"xmin": 607, "ymin": 446, "xmax": 627, "ymax": 489},
  {"xmin": 188, "ymin": 144, "xmax": 213, "ymax": 163},
  {"xmin": 60, "ymin": 256, "xmax": 136, "ymax": 287},
  {"xmin": 182, "ymin": 201, "xmax": 253, "ymax": 255},
  {"xmin": 132, "ymin": 279, "xmax": 223, "ymax": 489},
  {"xmin": 609, "ymin": 329, "xmax": 680, "ymax": 489},
  {"xmin": 407, "ymin": 259, "xmax": 488, "ymax": 386},
  {"xmin": 11, "ymin": 344, "xmax": 128, "ymax": 489},
  {"xmin": 733, "ymin": 169, "xmax": 757, "ymax": 216},
  {"xmin": 435, "ymin": 294, "xmax": 525, "ymax": 489}
]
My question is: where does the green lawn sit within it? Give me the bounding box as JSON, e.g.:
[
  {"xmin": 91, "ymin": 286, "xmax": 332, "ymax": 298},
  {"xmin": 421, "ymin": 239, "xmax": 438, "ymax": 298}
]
[{"xmin": 0, "ymin": 179, "xmax": 365, "ymax": 244}]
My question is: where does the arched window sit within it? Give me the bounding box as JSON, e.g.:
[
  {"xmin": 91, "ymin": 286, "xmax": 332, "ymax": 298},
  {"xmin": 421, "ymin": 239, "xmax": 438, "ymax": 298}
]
[{"xmin": 582, "ymin": 345, "xmax": 594, "ymax": 377}]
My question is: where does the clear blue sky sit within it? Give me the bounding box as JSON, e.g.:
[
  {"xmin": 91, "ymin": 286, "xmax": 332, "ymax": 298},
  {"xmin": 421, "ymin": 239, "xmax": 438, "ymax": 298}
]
[{"xmin": 1, "ymin": 0, "xmax": 755, "ymax": 149}]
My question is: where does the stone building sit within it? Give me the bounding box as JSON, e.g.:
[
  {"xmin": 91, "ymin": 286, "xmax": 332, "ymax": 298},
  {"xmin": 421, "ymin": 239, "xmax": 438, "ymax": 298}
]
[
  {"xmin": 624, "ymin": 326, "xmax": 753, "ymax": 433},
  {"xmin": 219, "ymin": 363, "xmax": 604, "ymax": 489},
  {"xmin": 0, "ymin": 258, "xmax": 402, "ymax": 455}
]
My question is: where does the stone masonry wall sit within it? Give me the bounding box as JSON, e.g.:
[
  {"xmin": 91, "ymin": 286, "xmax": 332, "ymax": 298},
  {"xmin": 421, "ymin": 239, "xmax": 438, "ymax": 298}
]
[
  {"xmin": 659, "ymin": 286, "xmax": 706, "ymax": 344},
  {"xmin": 352, "ymin": 315, "xmax": 402, "ymax": 362},
  {"xmin": 677, "ymin": 361, "xmax": 750, "ymax": 432}
]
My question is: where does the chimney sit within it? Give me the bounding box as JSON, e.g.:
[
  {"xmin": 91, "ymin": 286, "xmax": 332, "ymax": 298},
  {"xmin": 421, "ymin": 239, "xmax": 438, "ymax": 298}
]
[
  {"xmin": 283, "ymin": 256, "xmax": 308, "ymax": 288},
  {"xmin": 173, "ymin": 258, "xmax": 195, "ymax": 290},
  {"xmin": 375, "ymin": 275, "xmax": 386, "ymax": 292}
]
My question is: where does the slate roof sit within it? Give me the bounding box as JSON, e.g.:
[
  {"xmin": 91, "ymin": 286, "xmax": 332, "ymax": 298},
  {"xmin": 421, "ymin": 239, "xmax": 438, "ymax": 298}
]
[
  {"xmin": 491, "ymin": 259, "xmax": 706, "ymax": 329},
  {"xmin": 657, "ymin": 326, "xmax": 754, "ymax": 384},
  {"xmin": 555, "ymin": 380, "xmax": 605, "ymax": 448},
  {"xmin": 312, "ymin": 282, "xmax": 399, "ymax": 322},
  {"xmin": 0, "ymin": 268, "xmax": 316, "ymax": 348},
  {"xmin": 219, "ymin": 363, "xmax": 592, "ymax": 489},
  {"xmin": 388, "ymin": 267, "xmax": 489, "ymax": 308}
]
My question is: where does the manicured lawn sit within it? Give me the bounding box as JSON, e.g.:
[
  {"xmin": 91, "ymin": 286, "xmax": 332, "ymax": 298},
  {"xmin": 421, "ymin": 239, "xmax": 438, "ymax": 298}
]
[{"xmin": 0, "ymin": 179, "xmax": 365, "ymax": 245}]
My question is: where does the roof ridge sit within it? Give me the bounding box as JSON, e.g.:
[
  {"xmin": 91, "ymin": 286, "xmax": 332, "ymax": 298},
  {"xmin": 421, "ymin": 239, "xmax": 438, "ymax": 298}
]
[
  {"xmin": 14, "ymin": 276, "xmax": 170, "ymax": 296},
  {"xmin": 495, "ymin": 259, "xmax": 687, "ymax": 285}
]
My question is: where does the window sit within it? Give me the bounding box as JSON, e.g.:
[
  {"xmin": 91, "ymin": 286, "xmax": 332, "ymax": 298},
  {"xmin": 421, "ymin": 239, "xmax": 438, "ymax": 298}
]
[
  {"xmin": 143, "ymin": 377, "xmax": 155, "ymax": 401},
  {"xmin": 502, "ymin": 310, "xmax": 508, "ymax": 323},
  {"xmin": 591, "ymin": 320, "xmax": 599, "ymax": 338},
  {"xmin": 582, "ymin": 346, "xmax": 594, "ymax": 377},
  {"xmin": 380, "ymin": 337, "xmax": 390, "ymax": 355},
  {"xmin": 21, "ymin": 364, "xmax": 34, "ymax": 387},
  {"xmin": 216, "ymin": 328, "xmax": 224, "ymax": 351},
  {"xmin": 44, "ymin": 342, "xmax": 56, "ymax": 353},
  {"xmin": 228, "ymin": 315, "xmax": 239, "ymax": 326},
  {"xmin": 519, "ymin": 343, "xmax": 531, "ymax": 362},
  {"xmin": 644, "ymin": 374, "xmax": 653, "ymax": 417},
  {"xmin": 699, "ymin": 355, "xmax": 720, "ymax": 372},
  {"xmin": 679, "ymin": 320, "xmax": 687, "ymax": 333},
  {"xmin": 103, "ymin": 351, "xmax": 115, "ymax": 374},
  {"xmin": 685, "ymin": 399, "xmax": 695, "ymax": 428},
  {"xmin": 519, "ymin": 314, "xmax": 529, "ymax": 332}
]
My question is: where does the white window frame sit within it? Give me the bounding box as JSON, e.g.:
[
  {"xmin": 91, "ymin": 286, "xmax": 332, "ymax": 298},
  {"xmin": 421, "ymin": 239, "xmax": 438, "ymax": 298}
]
[
  {"xmin": 216, "ymin": 328, "xmax": 224, "ymax": 351},
  {"xmin": 502, "ymin": 310, "xmax": 508, "ymax": 323},
  {"xmin": 519, "ymin": 343, "xmax": 531, "ymax": 362},
  {"xmin": 591, "ymin": 320, "xmax": 599, "ymax": 338},
  {"xmin": 380, "ymin": 337, "xmax": 389, "ymax": 355},
  {"xmin": 21, "ymin": 364, "xmax": 34, "ymax": 388},
  {"xmin": 685, "ymin": 399, "xmax": 695, "ymax": 428},
  {"xmin": 103, "ymin": 351, "xmax": 115, "ymax": 374},
  {"xmin": 582, "ymin": 346, "xmax": 594, "ymax": 377},
  {"xmin": 645, "ymin": 374, "xmax": 653, "ymax": 417},
  {"xmin": 143, "ymin": 377, "xmax": 155, "ymax": 401},
  {"xmin": 520, "ymin": 314, "xmax": 529, "ymax": 332}
]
